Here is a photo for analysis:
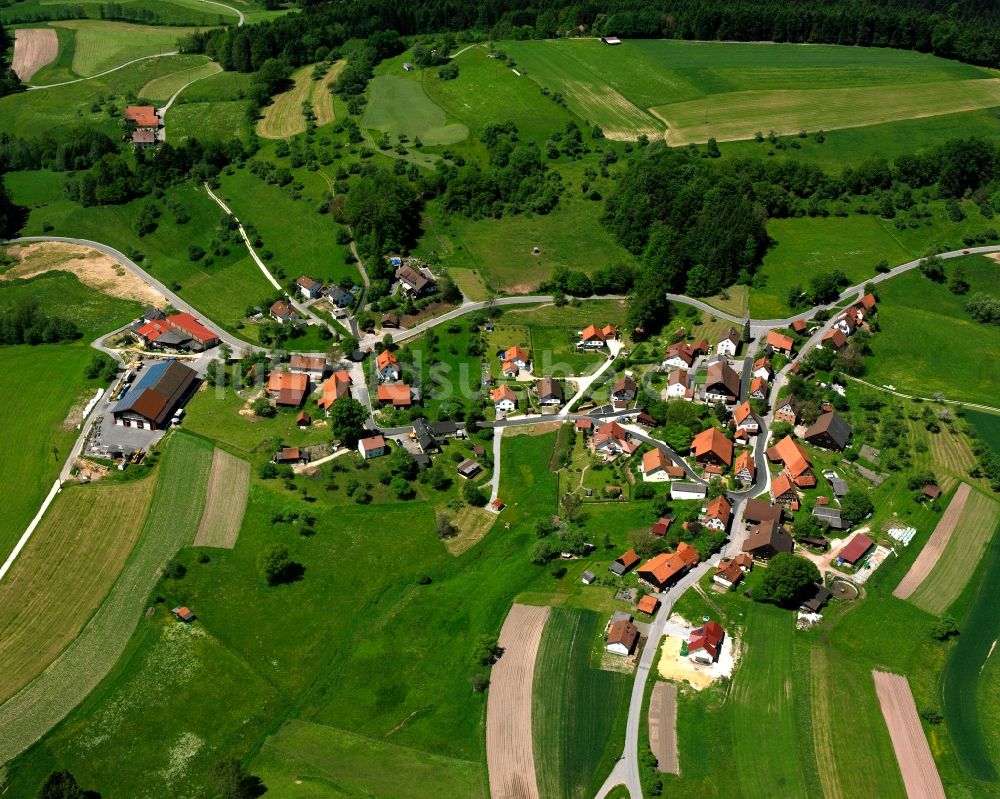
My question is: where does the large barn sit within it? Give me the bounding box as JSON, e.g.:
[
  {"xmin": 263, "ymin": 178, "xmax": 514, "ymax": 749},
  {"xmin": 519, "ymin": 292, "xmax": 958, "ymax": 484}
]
[{"xmin": 111, "ymin": 359, "xmax": 197, "ymax": 430}]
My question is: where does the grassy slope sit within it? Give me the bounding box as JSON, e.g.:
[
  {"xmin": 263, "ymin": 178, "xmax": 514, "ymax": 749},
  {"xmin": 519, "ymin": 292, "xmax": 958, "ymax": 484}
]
[
  {"xmin": 137, "ymin": 58, "xmax": 220, "ymax": 104},
  {"xmin": 532, "ymin": 607, "xmax": 629, "ymax": 799},
  {"xmin": 967, "ymin": 410, "xmax": 1000, "ymax": 451},
  {"xmin": 0, "ymin": 271, "xmax": 141, "ymax": 558},
  {"xmin": 0, "ymin": 475, "xmax": 157, "ymax": 704},
  {"xmin": 864, "ymin": 255, "xmax": 1000, "ymax": 405},
  {"xmin": 48, "ymin": 20, "xmax": 199, "ymax": 77},
  {"xmin": 363, "ymin": 74, "xmax": 468, "ymax": 146},
  {"xmin": 5, "ymin": 173, "xmax": 274, "ymax": 332},
  {"xmin": 3, "ymin": 0, "xmax": 242, "ymax": 25}
]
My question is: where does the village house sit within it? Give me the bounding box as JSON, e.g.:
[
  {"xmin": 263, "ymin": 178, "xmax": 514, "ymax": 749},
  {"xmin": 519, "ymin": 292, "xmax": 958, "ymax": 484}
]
[
  {"xmin": 324, "ymin": 285, "xmax": 355, "ymax": 308},
  {"xmin": 743, "ymin": 518, "xmax": 794, "ymax": 560},
  {"xmin": 713, "ymin": 553, "xmax": 753, "ymax": 589},
  {"xmin": 131, "ymin": 129, "xmax": 157, "ymax": 147},
  {"xmin": 171, "ymin": 606, "xmax": 196, "ymax": 623},
  {"xmin": 610, "ymin": 549, "xmax": 640, "ymax": 576},
  {"xmin": 703, "ymin": 360, "xmax": 741, "ymax": 405},
  {"xmin": 774, "ymin": 395, "xmax": 800, "ymax": 425},
  {"xmin": 662, "ymin": 339, "xmax": 708, "ymax": 370},
  {"xmin": 791, "ymin": 319, "xmax": 807, "ymax": 335},
  {"xmin": 665, "ymin": 368, "xmax": 691, "ymax": 399},
  {"xmin": 457, "ymin": 459, "xmax": 481, "ymax": 479},
  {"xmin": 606, "ymin": 616, "xmax": 640, "ymax": 656},
  {"xmin": 125, "ymin": 105, "xmax": 160, "ymax": 129},
  {"xmin": 671, "ymin": 482, "xmax": 707, "ymax": 501},
  {"xmin": 821, "ymin": 328, "xmax": 848, "ymax": 350},
  {"xmin": 743, "ymin": 498, "xmax": 782, "ymax": 527},
  {"xmin": 804, "ymin": 411, "xmax": 853, "ymax": 451},
  {"xmin": 838, "ymin": 533, "xmax": 875, "ymax": 566},
  {"xmin": 274, "ymin": 446, "xmax": 306, "ymax": 464},
  {"xmin": 296, "ymin": 276, "xmax": 323, "ymax": 300},
  {"xmin": 703, "ymin": 495, "xmax": 732, "ymax": 532},
  {"xmin": 767, "ymin": 435, "xmax": 816, "ymax": 487},
  {"xmin": 642, "ymin": 447, "xmax": 683, "ymax": 482},
  {"xmin": 688, "ymin": 621, "xmax": 725, "ymax": 664},
  {"xmin": 317, "ymin": 370, "xmax": 351, "ymax": 411},
  {"xmin": 733, "ymin": 450, "xmax": 756, "ymax": 484},
  {"xmin": 833, "ymin": 313, "xmax": 858, "ymax": 337},
  {"xmin": 637, "ymin": 542, "xmax": 700, "ymax": 591},
  {"xmin": 377, "ymin": 384, "xmax": 413, "ymax": 408},
  {"xmin": 766, "ymin": 331, "xmax": 795, "ymax": 356},
  {"xmin": 716, "ymin": 328, "xmax": 741, "ymax": 357},
  {"xmin": 289, "ymin": 354, "xmax": 327, "ymax": 382},
  {"xmin": 395, "ymin": 263, "xmax": 435, "ymax": 296},
  {"xmin": 133, "ymin": 312, "xmax": 219, "ymax": 352},
  {"xmin": 270, "ymin": 300, "xmax": 299, "ymax": 325},
  {"xmin": 812, "ymin": 506, "xmax": 847, "ymax": 530},
  {"xmin": 502, "ymin": 346, "xmax": 531, "ymax": 372},
  {"xmin": 534, "ymin": 377, "xmax": 564, "ymax": 406},
  {"xmin": 610, "ymin": 374, "xmax": 637, "ymax": 402},
  {"xmin": 748, "ymin": 376, "xmax": 769, "ymax": 401},
  {"xmin": 650, "ymin": 516, "xmax": 673, "ymax": 536},
  {"xmin": 578, "ymin": 323, "xmax": 617, "ymax": 348},
  {"xmin": 636, "ymin": 595, "xmax": 660, "ymax": 615},
  {"xmin": 296, "ymin": 411, "xmax": 311, "ymax": 428},
  {"xmin": 491, "ymin": 385, "xmax": 517, "ymax": 414},
  {"xmin": 267, "ymin": 371, "xmax": 309, "ymax": 407},
  {"xmin": 358, "ymin": 435, "xmax": 388, "ymax": 459},
  {"xmin": 691, "ymin": 427, "xmax": 733, "ymax": 467},
  {"xmin": 111, "ymin": 359, "xmax": 197, "ymax": 430},
  {"xmin": 753, "ymin": 357, "xmax": 773, "ymax": 381},
  {"xmin": 592, "ymin": 421, "xmax": 637, "ymax": 457},
  {"xmin": 770, "ymin": 472, "xmax": 799, "ymax": 506},
  {"xmin": 376, "ymin": 350, "xmax": 401, "ymax": 382},
  {"xmin": 733, "ymin": 400, "xmax": 759, "ymax": 435}
]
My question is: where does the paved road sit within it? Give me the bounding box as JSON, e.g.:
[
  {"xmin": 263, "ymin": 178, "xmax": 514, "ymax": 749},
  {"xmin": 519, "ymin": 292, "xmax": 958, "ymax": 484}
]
[
  {"xmin": 560, "ymin": 344, "xmax": 623, "ymax": 415},
  {"xmin": 156, "ymin": 63, "xmax": 222, "ymax": 141},
  {"xmin": 27, "ymin": 52, "xmax": 178, "ymax": 90},
  {"xmin": 11, "ymin": 236, "xmax": 253, "ymax": 355}
]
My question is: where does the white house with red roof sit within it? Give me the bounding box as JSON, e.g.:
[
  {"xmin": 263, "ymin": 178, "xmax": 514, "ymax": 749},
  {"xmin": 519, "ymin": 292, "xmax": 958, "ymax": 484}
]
[
  {"xmin": 688, "ymin": 621, "xmax": 725, "ymax": 664},
  {"xmin": 491, "ymin": 385, "xmax": 517, "ymax": 413},
  {"xmin": 358, "ymin": 435, "xmax": 387, "ymax": 459},
  {"xmin": 502, "ymin": 346, "xmax": 530, "ymax": 371},
  {"xmin": 376, "ymin": 350, "xmax": 401, "ymax": 382},
  {"xmin": 591, "ymin": 421, "xmax": 637, "ymax": 458}
]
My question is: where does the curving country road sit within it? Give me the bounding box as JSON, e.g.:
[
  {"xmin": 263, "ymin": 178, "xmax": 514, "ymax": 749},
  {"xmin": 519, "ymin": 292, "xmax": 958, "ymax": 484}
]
[{"xmin": 28, "ymin": 52, "xmax": 179, "ymax": 90}]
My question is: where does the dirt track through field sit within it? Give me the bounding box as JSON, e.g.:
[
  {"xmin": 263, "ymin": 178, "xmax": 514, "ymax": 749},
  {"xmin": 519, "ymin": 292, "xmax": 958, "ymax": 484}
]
[
  {"xmin": 12, "ymin": 29, "xmax": 58, "ymax": 81},
  {"xmin": 4, "ymin": 242, "xmax": 165, "ymax": 306},
  {"xmin": 193, "ymin": 448, "xmax": 250, "ymax": 548},
  {"xmin": 893, "ymin": 483, "xmax": 971, "ymax": 600},
  {"xmin": 872, "ymin": 671, "xmax": 946, "ymax": 799},
  {"xmin": 648, "ymin": 681, "xmax": 679, "ymax": 774},
  {"xmin": 487, "ymin": 603, "xmax": 550, "ymax": 799}
]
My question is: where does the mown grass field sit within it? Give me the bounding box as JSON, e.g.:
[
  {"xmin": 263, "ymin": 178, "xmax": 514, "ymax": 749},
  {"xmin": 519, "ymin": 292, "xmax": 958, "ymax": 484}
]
[
  {"xmin": 0, "ymin": 475, "xmax": 156, "ymax": 704},
  {"xmin": 193, "ymin": 448, "xmax": 250, "ymax": 548},
  {"xmin": 941, "ymin": 520, "xmax": 1000, "ymax": 784},
  {"xmin": 0, "ymin": 431, "xmax": 214, "ymax": 772},
  {"xmin": 0, "ymin": 53, "xmax": 214, "ymax": 137},
  {"xmin": 908, "ymin": 490, "xmax": 1000, "ymax": 615},
  {"xmin": 504, "ymin": 38, "xmax": 995, "ymax": 143},
  {"xmin": 138, "ymin": 58, "xmax": 220, "ymax": 103},
  {"xmin": 363, "ymin": 74, "xmax": 469, "ymax": 146},
  {"xmin": 254, "ymin": 720, "xmax": 484, "ymax": 799},
  {"xmin": 864, "ymin": 255, "xmax": 1000, "ymax": 406},
  {"xmin": 532, "ymin": 607, "xmax": 629, "ymax": 799},
  {"xmin": 3, "ymin": 0, "xmax": 243, "ymax": 25},
  {"xmin": 49, "ymin": 20, "xmax": 200, "ymax": 77},
  {"xmin": 169, "ymin": 98, "xmax": 253, "ymax": 142},
  {"xmin": 967, "ymin": 410, "xmax": 1000, "ymax": 452},
  {"xmin": 257, "ymin": 61, "xmax": 343, "ymax": 139}
]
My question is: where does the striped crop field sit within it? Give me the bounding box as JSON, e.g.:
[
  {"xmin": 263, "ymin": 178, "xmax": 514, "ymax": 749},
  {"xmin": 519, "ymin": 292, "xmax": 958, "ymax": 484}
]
[
  {"xmin": 193, "ymin": 448, "xmax": 250, "ymax": 548},
  {"xmin": 0, "ymin": 475, "xmax": 157, "ymax": 705},
  {"xmin": 909, "ymin": 490, "xmax": 1000, "ymax": 615},
  {"xmin": 257, "ymin": 60, "xmax": 344, "ymax": 139}
]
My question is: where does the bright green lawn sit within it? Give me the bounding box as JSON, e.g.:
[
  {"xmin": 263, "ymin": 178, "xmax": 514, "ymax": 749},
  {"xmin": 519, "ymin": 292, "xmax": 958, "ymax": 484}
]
[
  {"xmin": 4, "ymin": 0, "xmax": 241, "ymax": 25},
  {"xmin": 49, "ymin": 19, "xmax": 201, "ymax": 77},
  {"xmin": 363, "ymin": 74, "xmax": 468, "ymax": 146},
  {"xmin": 168, "ymin": 99, "xmax": 253, "ymax": 143},
  {"xmin": 138, "ymin": 58, "xmax": 220, "ymax": 104},
  {"xmin": 254, "ymin": 720, "xmax": 483, "ymax": 799},
  {"xmin": 174, "ymin": 68, "xmax": 255, "ymax": 102},
  {"xmin": 865, "ymin": 255, "xmax": 1000, "ymax": 405},
  {"xmin": 533, "ymin": 608, "xmax": 630, "ymax": 799}
]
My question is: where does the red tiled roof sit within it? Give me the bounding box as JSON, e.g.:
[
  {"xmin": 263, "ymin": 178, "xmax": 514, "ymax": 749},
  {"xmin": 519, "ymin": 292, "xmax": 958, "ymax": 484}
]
[
  {"xmin": 504, "ymin": 346, "xmax": 529, "ymax": 363},
  {"xmin": 378, "ymin": 384, "xmax": 412, "ymax": 406},
  {"xmin": 268, "ymin": 371, "xmax": 307, "ymax": 405},
  {"xmin": 491, "ymin": 385, "xmax": 517, "ymax": 404},
  {"xmin": 376, "ymin": 349, "xmax": 398, "ymax": 370},
  {"xmin": 767, "ymin": 331, "xmax": 795, "ymax": 351},
  {"xmin": 636, "ymin": 595, "xmax": 659, "ymax": 614},
  {"xmin": 617, "ymin": 549, "xmax": 640, "ymax": 569},
  {"xmin": 580, "ymin": 324, "xmax": 605, "ymax": 342},
  {"xmin": 734, "ymin": 450, "xmax": 755, "ymax": 479},
  {"xmin": 691, "ymin": 427, "xmax": 733, "ymax": 466},
  {"xmin": 290, "ymin": 354, "xmax": 326, "ymax": 372},
  {"xmin": 770, "ymin": 435, "xmax": 812, "ymax": 480},
  {"xmin": 125, "ymin": 105, "xmax": 158, "ymax": 127},
  {"xmin": 689, "ymin": 621, "xmax": 724, "ymax": 659},
  {"xmin": 839, "ymin": 534, "xmax": 874, "ymax": 565},
  {"xmin": 136, "ymin": 318, "xmax": 171, "ymax": 342},
  {"xmin": 642, "ymin": 447, "xmax": 673, "ymax": 475},
  {"xmin": 317, "ymin": 370, "xmax": 351, "ymax": 409},
  {"xmin": 771, "ymin": 472, "xmax": 796, "ymax": 500},
  {"xmin": 705, "ymin": 495, "xmax": 732, "ymax": 526},
  {"xmin": 167, "ymin": 312, "xmax": 217, "ymax": 344},
  {"xmin": 360, "ymin": 435, "xmax": 386, "ymax": 451},
  {"xmin": 734, "ymin": 400, "xmax": 754, "ymax": 425}
]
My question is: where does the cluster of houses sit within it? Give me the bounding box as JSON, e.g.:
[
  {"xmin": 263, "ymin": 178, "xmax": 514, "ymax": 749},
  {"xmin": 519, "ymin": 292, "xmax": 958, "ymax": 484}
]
[
  {"xmin": 130, "ymin": 307, "xmax": 220, "ymax": 353},
  {"xmin": 265, "ymin": 354, "xmax": 353, "ymax": 412},
  {"xmin": 124, "ymin": 105, "xmax": 161, "ymax": 147},
  {"xmin": 819, "ymin": 293, "xmax": 878, "ymax": 351},
  {"xmin": 269, "ymin": 276, "xmax": 356, "ymax": 325},
  {"xmin": 374, "ymin": 349, "xmax": 415, "ymax": 409}
]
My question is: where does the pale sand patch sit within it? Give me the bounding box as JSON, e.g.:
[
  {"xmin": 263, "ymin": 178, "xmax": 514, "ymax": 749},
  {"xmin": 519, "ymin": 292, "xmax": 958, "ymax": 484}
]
[
  {"xmin": 12, "ymin": 29, "xmax": 58, "ymax": 81},
  {"xmin": 872, "ymin": 671, "xmax": 946, "ymax": 799},
  {"xmin": 893, "ymin": 482, "xmax": 970, "ymax": 600},
  {"xmin": 657, "ymin": 633, "xmax": 716, "ymax": 689},
  {"xmin": 986, "ymin": 252, "xmax": 1000, "ymax": 264},
  {"xmin": 4, "ymin": 243, "xmax": 165, "ymax": 307},
  {"xmin": 487, "ymin": 603, "xmax": 550, "ymax": 799}
]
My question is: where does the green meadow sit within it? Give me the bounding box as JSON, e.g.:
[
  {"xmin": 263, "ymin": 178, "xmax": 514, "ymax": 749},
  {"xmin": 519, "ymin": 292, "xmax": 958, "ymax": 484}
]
[
  {"xmin": 532, "ymin": 608, "xmax": 630, "ymax": 799},
  {"xmin": 48, "ymin": 20, "xmax": 199, "ymax": 77},
  {"xmin": 3, "ymin": 0, "xmax": 241, "ymax": 25},
  {"xmin": 503, "ymin": 39, "xmax": 996, "ymax": 143},
  {"xmin": 865, "ymin": 255, "xmax": 1000, "ymax": 405},
  {"xmin": 363, "ymin": 74, "xmax": 469, "ymax": 146}
]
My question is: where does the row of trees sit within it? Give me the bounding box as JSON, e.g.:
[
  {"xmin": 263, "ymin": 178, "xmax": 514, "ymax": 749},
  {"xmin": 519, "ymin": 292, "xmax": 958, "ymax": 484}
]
[{"xmin": 0, "ymin": 297, "xmax": 80, "ymax": 345}]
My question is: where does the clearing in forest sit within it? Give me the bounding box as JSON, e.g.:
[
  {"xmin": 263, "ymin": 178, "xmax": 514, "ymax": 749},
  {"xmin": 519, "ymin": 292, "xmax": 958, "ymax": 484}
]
[
  {"xmin": 487, "ymin": 603, "xmax": 549, "ymax": 799},
  {"xmin": 257, "ymin": 60, "xmax": 344, "ymax": 139},
  {"xmin": 872, "ymin": 671, "xmax": 946, "ymax": 799},
  {"xmin": 363, "ymin": 74, "xmax": 468, "ymax": 146},
  {"xmin": 193, "ymin": 448, "xmax": 250, "ymax": 548},
  {"xmin": 0, "ymin": 476, "xmax": 156, "ymax": 705},
  {"xmin": 12, "ymin": 28, "xmax": 58, "ymax": 81}
]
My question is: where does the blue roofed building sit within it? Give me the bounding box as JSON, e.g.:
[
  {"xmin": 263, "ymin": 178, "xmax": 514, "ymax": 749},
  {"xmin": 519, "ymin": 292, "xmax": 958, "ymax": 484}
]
[{"xmin": 111, "ymin": 359, "xmax": 198, "ymax": 430}]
